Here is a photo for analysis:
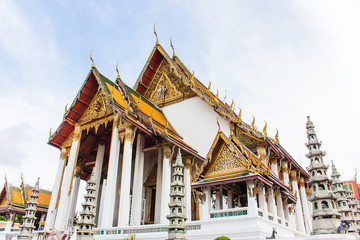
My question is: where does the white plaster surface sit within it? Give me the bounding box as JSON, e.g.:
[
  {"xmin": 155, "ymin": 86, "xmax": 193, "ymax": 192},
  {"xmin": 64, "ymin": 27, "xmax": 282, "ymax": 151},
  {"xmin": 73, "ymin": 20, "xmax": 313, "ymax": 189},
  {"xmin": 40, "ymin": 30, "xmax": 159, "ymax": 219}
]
[{"xmin": 162, "ymin": 96, "xmax": 230, "ymax": 158}]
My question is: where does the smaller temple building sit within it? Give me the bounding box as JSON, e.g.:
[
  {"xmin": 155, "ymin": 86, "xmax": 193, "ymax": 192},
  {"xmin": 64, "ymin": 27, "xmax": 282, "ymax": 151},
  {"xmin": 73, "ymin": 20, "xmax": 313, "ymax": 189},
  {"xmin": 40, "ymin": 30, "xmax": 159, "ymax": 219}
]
[{"xmin": 0, "ymin": 178, "xmax": 51, "ymax": 232}]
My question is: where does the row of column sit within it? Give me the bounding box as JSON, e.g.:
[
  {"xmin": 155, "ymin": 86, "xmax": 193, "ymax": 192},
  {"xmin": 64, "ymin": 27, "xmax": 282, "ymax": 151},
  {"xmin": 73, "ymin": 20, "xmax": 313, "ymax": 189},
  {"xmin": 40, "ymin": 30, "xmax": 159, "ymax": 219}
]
[
  {"xmin": 197, "ymin": 178, "xmax": 309, "ymax": 234},
  {"xmin": 45, "ymin": 119, "xmax": 193, "ymax": 231}
]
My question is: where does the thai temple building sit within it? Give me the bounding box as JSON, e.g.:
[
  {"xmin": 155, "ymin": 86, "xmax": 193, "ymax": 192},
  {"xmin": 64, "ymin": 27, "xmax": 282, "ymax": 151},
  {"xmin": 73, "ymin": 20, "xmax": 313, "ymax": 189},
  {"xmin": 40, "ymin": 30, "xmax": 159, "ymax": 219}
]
[
  {"xmin": 39, "ymin": 35, "xmax": 316, "ymax": 239},
  {"xmin": 31, "ymin": 36, "xmax": 312, "ymax": 239},
  {"xmin": 0, "ymin": 178, "xmax": 51, "ymax": 232},
  {"xmin": 305, "ymin": 116, "xmax": 341, "ymax": 234}
]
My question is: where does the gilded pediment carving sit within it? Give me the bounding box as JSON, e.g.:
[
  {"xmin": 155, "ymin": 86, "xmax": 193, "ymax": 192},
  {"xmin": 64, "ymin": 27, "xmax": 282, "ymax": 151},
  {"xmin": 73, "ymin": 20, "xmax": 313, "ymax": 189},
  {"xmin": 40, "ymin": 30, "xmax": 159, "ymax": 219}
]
[
  {"xmin": 205, "ymin": 144, "xmax": 246, "ymax": 178},
  {"xmin": 82, "ymin": 92, "xmax": 110, "ymax": 119},
  {"xmin": 149, "ymin": 72, "xmax": 182, "ymax": 106}
]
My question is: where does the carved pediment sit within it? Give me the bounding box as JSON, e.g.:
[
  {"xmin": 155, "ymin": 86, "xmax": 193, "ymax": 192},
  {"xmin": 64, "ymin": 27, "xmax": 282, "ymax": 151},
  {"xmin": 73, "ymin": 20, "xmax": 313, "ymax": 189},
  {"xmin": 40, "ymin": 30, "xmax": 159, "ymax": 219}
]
[
  {"xmin": 149, "ymin": 72, "xmax": 182, "ymax": 106},
  {"xmin": 82, "ymin": 91, "xmax": 111, "ymax": 119},
  {"xmin": 205, "ymin": 143, "xmax": 246, "ymax": 178},
  {"xmin": 144, "ymin": 60, "xmax": 194, "ymax": 107}
]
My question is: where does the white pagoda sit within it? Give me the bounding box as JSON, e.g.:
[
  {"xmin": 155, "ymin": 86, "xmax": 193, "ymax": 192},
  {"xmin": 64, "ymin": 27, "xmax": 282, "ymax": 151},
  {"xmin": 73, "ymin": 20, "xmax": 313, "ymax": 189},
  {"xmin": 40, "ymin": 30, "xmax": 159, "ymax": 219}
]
[
  {"xmin": 77, "ymin": 170, "xmax": 96, "ymax": 240},
  {"xmin": 305, "ymin": 116, "xmax": 341, "ymax": 234},
  {"xmin": 18, "ymin": 178, "xmax": 40, "ymax": 240},
  {"xmin": 44, "ymin": 35, "xmax": 312, "ymax": 239}
]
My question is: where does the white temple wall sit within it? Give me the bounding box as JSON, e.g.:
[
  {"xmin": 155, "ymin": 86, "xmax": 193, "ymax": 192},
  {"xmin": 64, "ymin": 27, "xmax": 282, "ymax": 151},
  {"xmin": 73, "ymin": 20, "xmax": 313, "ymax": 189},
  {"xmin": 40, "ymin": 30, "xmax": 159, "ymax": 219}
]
[{"xmin": 162, "ymin": 97, "xmax": 230, "ymax": 158}]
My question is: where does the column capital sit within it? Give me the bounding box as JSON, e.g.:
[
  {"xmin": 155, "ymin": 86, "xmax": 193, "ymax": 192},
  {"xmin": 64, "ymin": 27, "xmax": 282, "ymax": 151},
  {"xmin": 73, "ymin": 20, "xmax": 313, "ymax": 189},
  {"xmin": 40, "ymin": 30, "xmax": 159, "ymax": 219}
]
[
  {"xmin": 281, "ymin": 161, "xmax": 289, "ymax": 173},
  {"xmin": 290, "ymin": 170, "xmax": 298, "ymax": 182},
  {"xmin": 163, "ymin": 144, "xmax": 172, "ymax": 159},
  {"xmin": 74, "ymin": 124, "xmax": 81, "ymax": 141},
  {"xmin": 118, "ymin": 123, "xmax": 134, "ymax": 143},
  {"xmin": 60, "ymin": 147, "xmax": 67, "ymax": 160},
  {"xmin": 183, "ymin": 155, "xmax": 192, "ymax": 169},
  {"xmin": 299, "ymin": 177, "xmax": 305, "ymax": 188}
]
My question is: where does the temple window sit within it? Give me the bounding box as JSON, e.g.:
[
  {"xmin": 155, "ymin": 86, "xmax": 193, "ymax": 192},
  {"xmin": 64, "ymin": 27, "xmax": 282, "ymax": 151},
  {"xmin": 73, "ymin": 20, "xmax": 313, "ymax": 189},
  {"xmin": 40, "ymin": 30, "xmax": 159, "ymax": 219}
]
[
  {"xmin": 319, "ymin": 184, "xmax": 325, "ymax": 190},
  {"xmin": 321, "ymin": 201, "xmax": 329, "ymax": 209},
  {"xmin": 314, "ymin": 202, "xmax": 318, "ymax": 209},
  {"xmin": 317, "ymin": 170, "xmax": 322, "ymax": 175}
]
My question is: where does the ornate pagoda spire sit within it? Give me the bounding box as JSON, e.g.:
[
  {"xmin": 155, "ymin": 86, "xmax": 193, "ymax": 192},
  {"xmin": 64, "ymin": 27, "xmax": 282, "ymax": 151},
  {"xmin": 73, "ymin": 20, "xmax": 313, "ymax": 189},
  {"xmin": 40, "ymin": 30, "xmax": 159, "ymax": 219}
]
[
  {"xmin": 18, "ymin": 178, "xmax": 40, "ymax": 240},
  {"xmin": 77, "ymin": 171, "xmax": 96, "ymax": 240},
  {"xmin": 345, "ymin": 185, "xmax": 360, "ymax": 232},
  {"xmin": 305, "ymin": 116, "xmax": 341, "ymax": 234},
  {"xmin": 167, "ymin": 149, "xmax": 186, "ymax": 240},
  {"xmin": 330, "ymin": 161, "xmax": 355, "ymax": 232}
]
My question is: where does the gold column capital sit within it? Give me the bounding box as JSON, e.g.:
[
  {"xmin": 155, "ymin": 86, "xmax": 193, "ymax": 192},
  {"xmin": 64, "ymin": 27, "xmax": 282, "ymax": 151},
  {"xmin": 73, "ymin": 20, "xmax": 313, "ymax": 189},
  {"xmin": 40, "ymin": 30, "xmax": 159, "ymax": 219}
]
[
  {"xmin": 60, "ymin": 147, "xmax": 67, "ymax": 160},
  {"xmin": 163, "ymin": 144, "xmax": 172, "ymax": 159},
  {"xmin": 290, "ymin": 170, "xmax": 297, "ymax": 182},
  {"xmin": 299, "ymin": 177, "xmax": 305, "ymax": 188},
  {"xmin": 281, "ymin": 161, "xmax": 289, "ymax": 173},
  {"xmin": 183, "ymin": 155, "xmax": 192, "ymax": 169},
  {"xmin": 74, "ymin": 124, "xmax": 81, "ymax": 141}
]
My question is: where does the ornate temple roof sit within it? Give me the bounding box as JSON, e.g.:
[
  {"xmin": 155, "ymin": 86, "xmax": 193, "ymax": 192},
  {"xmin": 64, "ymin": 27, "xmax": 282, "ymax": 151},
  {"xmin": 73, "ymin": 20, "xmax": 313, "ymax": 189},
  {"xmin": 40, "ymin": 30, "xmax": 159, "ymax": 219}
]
[
  {"xmin": 0, "ymin": 179, "xmax": 51, "ymax": 214},
  {"xmin": 48, "ymin": 40, "xmax": 309, "ymax": 187}
]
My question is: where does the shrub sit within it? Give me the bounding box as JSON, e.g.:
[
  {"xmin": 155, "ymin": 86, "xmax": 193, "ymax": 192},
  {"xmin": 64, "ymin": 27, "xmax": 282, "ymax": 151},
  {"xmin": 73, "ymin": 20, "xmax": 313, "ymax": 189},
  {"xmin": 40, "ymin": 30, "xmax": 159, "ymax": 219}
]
[{"xmin": 214, "ymin": 236, "xmax": 231, "ymax": 240}]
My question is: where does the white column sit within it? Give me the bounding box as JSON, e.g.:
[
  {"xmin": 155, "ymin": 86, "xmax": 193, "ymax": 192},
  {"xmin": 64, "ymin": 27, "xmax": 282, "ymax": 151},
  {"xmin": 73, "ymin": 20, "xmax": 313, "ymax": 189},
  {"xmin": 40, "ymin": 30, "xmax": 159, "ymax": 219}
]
[
  {"xmin": 94, "ymin": 140, "xmax": 105, "ymax": 226},
  {"xmin": 54, "ymin": 124, "xmax": 81, "ymax": 230},
  {"xmin": 228, "ymin": 190, "xmax": 234, "ymax": 209},
  {"xmin": 184, "ymin": 155, "xmax": 192, "ymax": 221},
  {"xmin": 118, "ymin": 127, "xmax": 135, "ymax": 227},
  {"xmin": 271, "ymin": 160, "xmax": 279, "ymax": 177},
  {"xmin": 97, "ymin": 180, "xmax": 107, "ymax": 227},
  {"xmin": 101, "ymin": 118, "xmax": 121, "ymax": 227},
  {"xmin": 4, "ymin": 213, "xmax": 15, "ymax": 233},
  {"xmin": 131, "ymin": 134, "xmax": 145, "ymax": 226},
  {"xmin": 160, "ymin": 144, "xmax": 172, "ymax": 224},
  {"xmin": 288, "ymin": 204, "xmax": 296, "ymax": 230},
  {"xmin": 282, "ymin": 161, "xmax": 290, "ymax": 186},
  {"xmin": 45, "ymin": 148, "xmax": 67, "ymax": 230},
  {"xmin": 290, "ymin": 171, "xmax": 305, "ymax": 233},
  {"xmin": 284, "ymin": 201, "xmax": 290, "ymax": 226},
  {"xmin": 247, "ymin": 181, "xmax": 258, "ymax": 217},
  {"xmin": 299, "ymin": 178, "xmax": 312, "ymax": 234},
  {"xmin": 66, "ymin": 175, "xmax": 80, "ymax": 228},
  {"xmin": 215, "ymin": 187, "xmax": 223, "ymax": 210},
  {"xmin": 154, "ymin": 148, "xmax": 162, "ymax": 223},
  {"xmin": 276, "ymin": 189, "xmax": 285, "ymax": 224},
  {"xmin": 268, "ymin": 188, "xmax": 278, "ymax": 223},
  {"xmin": 258, "ymin": 184, "xmax": 268, "ymax": 219},
  {"xmin": 200, "ymin": 187, "xmax": 211, "ymax": 221}
]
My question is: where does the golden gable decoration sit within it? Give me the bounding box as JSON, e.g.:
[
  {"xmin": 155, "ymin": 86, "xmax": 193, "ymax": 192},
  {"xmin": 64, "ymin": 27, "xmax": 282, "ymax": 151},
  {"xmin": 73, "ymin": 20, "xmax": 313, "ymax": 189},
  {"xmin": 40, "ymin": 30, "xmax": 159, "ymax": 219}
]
[
  {"xmin": 82, "ymin": 92, "xmax": 110, "ymax": 119},
  {"xmin": 205, "ymin": 144, "xmax": 246, "ymax": 178},
  {"xmin": 149, "ymin": 72, "xmax": 182, "ymax": 106}
]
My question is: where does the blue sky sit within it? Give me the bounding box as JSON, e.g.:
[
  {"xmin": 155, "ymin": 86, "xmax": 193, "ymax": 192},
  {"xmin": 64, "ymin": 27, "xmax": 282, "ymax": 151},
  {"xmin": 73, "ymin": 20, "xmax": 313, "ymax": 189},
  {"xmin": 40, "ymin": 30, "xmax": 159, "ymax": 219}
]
[{"xmin": 1, "ymin": 0, "xmax": 360, "ymax": 190}]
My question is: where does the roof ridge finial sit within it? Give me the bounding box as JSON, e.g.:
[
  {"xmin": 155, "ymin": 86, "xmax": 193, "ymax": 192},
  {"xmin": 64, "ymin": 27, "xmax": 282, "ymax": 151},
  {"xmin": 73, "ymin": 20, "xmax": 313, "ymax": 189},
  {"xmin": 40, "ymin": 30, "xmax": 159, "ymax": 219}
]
[
  {"xmin": 275, "ymin": 129, "xmax": 279, "ymax": 143},
  {"xmin": 217, "ymin": 117, "xmax": 221, "ymax": 133},
  {"xmin": 229, "ymin": 99, "xmax": 234, "ymax": 110},
  {"xmin": 207, "ymin": 81, "xmax": 211, "ymax": 91},
  {"xmin": 251, "ymin": 116, "xmax": 256, "ymax": 129},
  {"xmin": 263, "ymin": 121, "xmax": 267, "ymax": 137},
  {"xmin": 170, "ymin": 38, "xmax": 176, "ymax": 58},
  {"xmin": 49, "ymin": 128, "xmax": 52, "ymax": 141},
  {"xmin": 116, "ymin": 61, "xmax": 121, "ymax": 81},
  {"xmin": 154, "ymin": 24, "xmax": 159, "ymax": 45},
  {"xmin": 238, "ymin": 108, "xmax": 242, "ymax": 121},
  {"xmin": 90, "ymin": 50, "xmax": 95, "ymax": 68}
]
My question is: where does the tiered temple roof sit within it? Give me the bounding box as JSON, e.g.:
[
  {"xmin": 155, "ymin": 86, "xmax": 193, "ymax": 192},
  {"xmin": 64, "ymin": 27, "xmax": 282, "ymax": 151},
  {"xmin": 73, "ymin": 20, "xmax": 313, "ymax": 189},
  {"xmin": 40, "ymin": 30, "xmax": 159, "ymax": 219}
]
[{"xmin": 0, "ymin": 179, "xmax": 51, "ymax": 216}]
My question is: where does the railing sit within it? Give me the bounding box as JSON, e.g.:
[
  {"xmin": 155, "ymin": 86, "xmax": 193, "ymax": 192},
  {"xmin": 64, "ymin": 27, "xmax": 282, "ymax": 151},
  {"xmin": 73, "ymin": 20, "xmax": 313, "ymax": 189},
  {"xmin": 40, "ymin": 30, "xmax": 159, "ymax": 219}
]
[
  {"xmin": 209, "ymin": 207, "xmax": 248, "ymax": 218},
  {"xmin": 94, "ymin": 223, "xmax": 201, "ymax": 235},
  {"xmin": 258, "ymin": 209, "xmax": 264, "ymax": 217}
]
